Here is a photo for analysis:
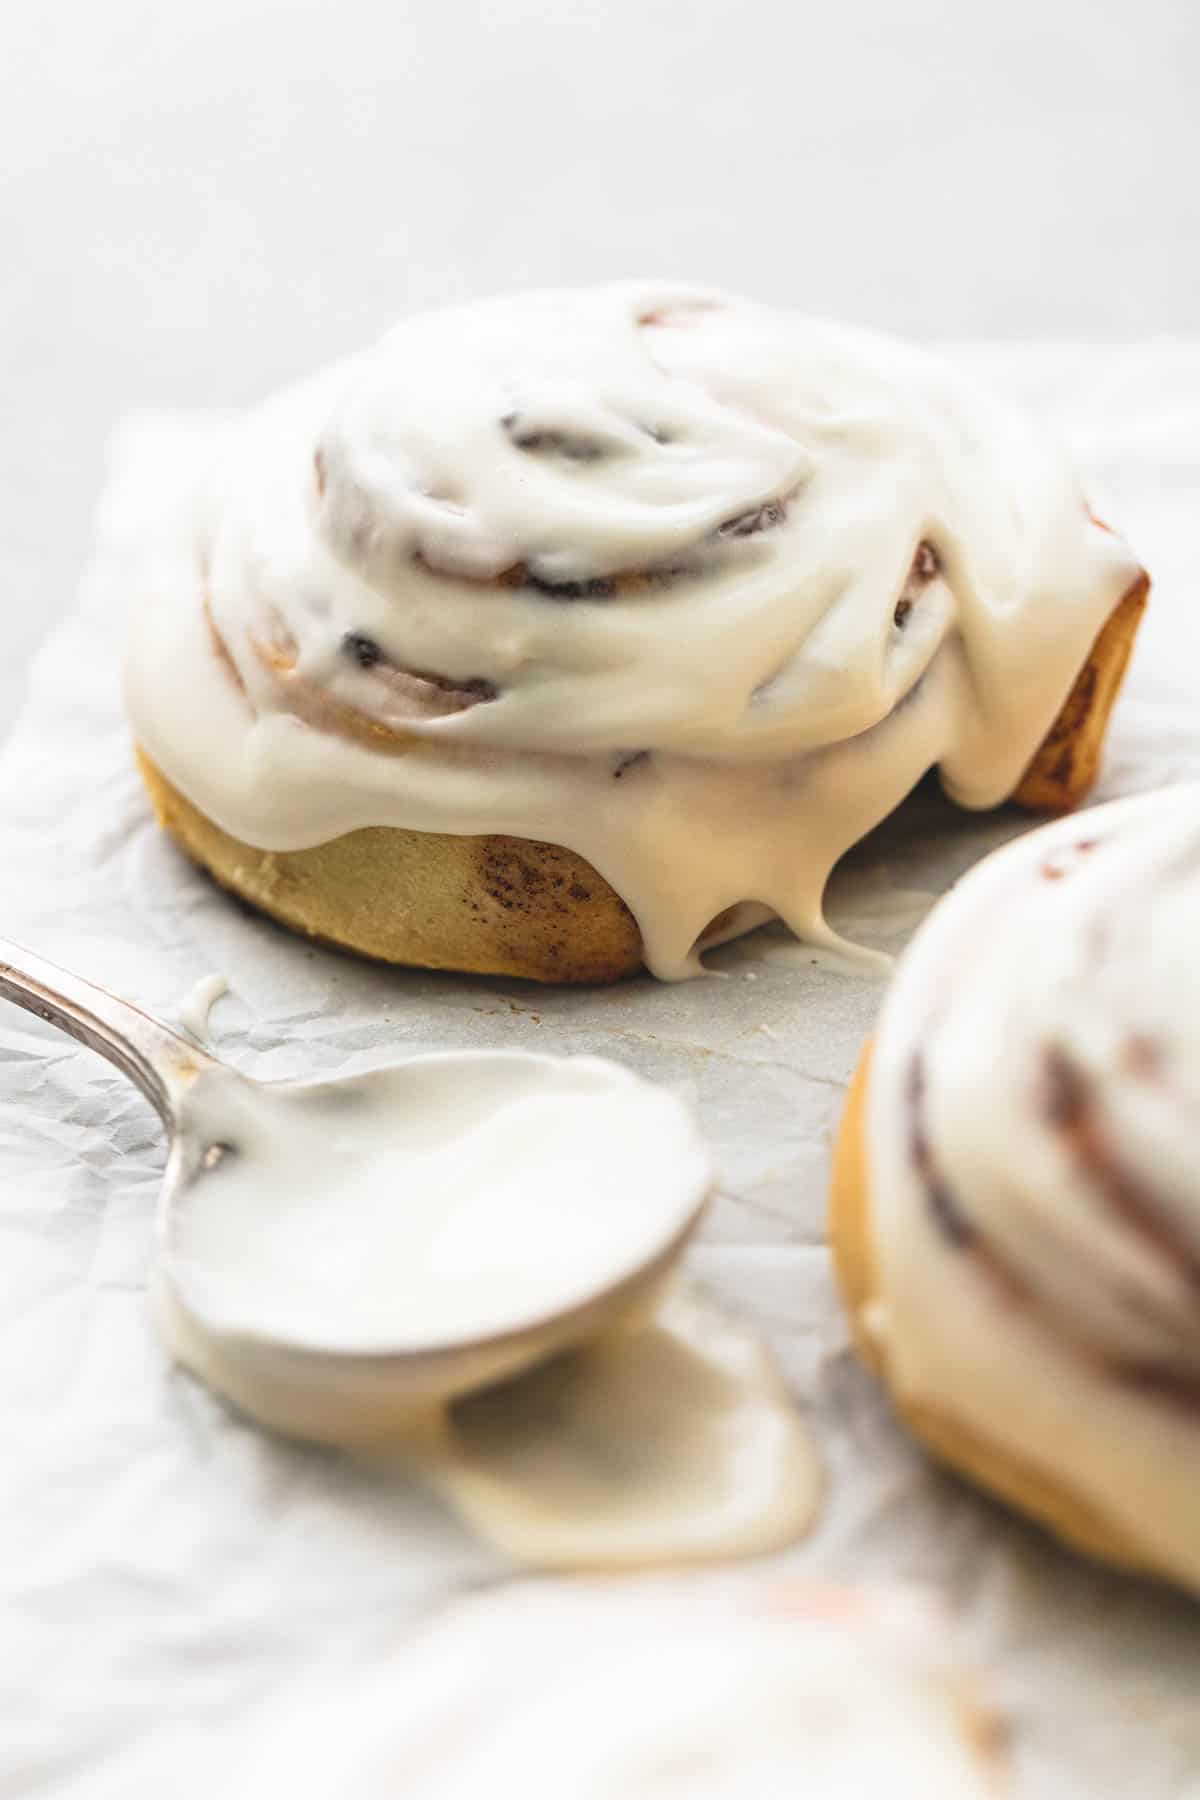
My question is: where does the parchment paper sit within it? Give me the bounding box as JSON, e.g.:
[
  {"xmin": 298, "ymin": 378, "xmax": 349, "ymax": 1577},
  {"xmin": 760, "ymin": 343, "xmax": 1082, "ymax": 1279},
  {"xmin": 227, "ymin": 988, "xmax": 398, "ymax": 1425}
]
[{"xmin": 3, "ymin": 342, "xmax": 1200, "ymax": 1799}]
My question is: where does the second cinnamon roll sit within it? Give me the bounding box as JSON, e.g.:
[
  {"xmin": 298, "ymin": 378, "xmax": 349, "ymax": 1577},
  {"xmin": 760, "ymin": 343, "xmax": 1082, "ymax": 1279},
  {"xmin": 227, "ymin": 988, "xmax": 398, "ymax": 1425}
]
[{"xmin": 831, "ymin": 782, "xmax": 1200, "ymax": 1588}]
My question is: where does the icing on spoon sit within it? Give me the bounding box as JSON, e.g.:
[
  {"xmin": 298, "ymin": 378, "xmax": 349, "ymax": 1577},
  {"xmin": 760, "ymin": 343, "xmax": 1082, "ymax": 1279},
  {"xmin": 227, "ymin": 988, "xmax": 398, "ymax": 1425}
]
[{"xmin": 0, "ymin": 940, "xmax": 820, "ymax": 1565}]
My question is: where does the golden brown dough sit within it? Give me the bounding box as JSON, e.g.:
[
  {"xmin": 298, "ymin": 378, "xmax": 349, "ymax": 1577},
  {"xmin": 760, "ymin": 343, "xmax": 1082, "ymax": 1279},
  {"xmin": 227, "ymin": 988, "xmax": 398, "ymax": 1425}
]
[
  {"xmin": 1012, "ymin": 572, "xmax": 1149, "ymax": 811},
  {"xmin": 136, "ymin": 748, "xmax": 642, "ymax": 984}
]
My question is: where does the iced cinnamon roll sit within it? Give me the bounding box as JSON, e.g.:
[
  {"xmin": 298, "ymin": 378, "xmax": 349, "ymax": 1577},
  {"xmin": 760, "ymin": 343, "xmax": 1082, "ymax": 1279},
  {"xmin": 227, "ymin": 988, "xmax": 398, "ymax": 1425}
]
[
  {"xmin": 126, "ymin": 282, "xmax": 1147, "ymax": 982},
  {"xmin": 228, "ymin": 1577, "xmax": 1007, "ymax": 1798},
  {"xmin": 831, "ymin": 783, "xmax": 1200, "ymax": 1588}
]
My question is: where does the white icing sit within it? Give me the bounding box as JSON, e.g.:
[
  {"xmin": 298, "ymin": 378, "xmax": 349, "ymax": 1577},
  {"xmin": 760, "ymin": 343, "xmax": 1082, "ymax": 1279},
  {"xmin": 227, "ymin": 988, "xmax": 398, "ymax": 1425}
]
[
  {"xmin": 425, "ymin": 1286, "xmax": 821, "ymax": 1569},
  {"xmin": 178, "ymin": 971, "xmax": 229, "ymax": 1044},
  {"xmin": 161, "ymin": 1050, "xmax": 710, "ymax": 1355},
  {"xmin": 153, "ymin": 1049, "xmax": 818, "ymax": 1567},
  {"xmin": 123, "ymin": 281, "xmax": 1140, "ymax": 979},
  {"xmin": 866, "ymin": 782, "xmax": 1200, "ymax": 1589},
  {"xmin": 226, "ymin": 1578, "xmax": 1002, "ymax": 1798}
]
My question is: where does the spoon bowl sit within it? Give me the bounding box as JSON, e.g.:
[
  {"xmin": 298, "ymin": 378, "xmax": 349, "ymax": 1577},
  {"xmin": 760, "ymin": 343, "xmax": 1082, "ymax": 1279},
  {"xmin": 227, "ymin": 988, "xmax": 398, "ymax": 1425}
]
[{"xmin": 0, "ymin": 942, "xmax": 711, "ymax": 1442}]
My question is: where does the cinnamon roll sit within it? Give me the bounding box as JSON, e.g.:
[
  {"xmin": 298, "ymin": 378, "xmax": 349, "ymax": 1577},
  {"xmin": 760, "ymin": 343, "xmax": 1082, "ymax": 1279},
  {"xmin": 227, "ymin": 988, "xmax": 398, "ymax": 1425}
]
[
  {"xmin": 126, "ymin": 282, "xmax": 1147, "ymax": 982},
  {"xmin": 830, "ymin": 783, "xmax": 1200, "ymax": 1588},
  {"xmin": 228, "ymin": 1578, "xmax": 1007, "ymax": 1798}
]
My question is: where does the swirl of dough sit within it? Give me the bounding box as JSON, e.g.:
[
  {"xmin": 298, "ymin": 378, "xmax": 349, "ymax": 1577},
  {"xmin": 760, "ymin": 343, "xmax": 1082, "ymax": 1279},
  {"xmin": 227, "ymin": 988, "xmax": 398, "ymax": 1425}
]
[
  {"xmin": 125, "ymin": 282, "xmax": 1144, "ymax": 977},
  {"xmin": 863, "ymin": 783, "xmax": 1200, "ymax": 1584}
]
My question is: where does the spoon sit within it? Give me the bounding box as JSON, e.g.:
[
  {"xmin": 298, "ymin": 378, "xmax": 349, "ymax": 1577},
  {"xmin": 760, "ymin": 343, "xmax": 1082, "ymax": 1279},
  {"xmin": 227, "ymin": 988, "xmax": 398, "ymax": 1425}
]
[{"xmin": 0, "ymin": 940, "xmax": 712, "ymax": 1444}]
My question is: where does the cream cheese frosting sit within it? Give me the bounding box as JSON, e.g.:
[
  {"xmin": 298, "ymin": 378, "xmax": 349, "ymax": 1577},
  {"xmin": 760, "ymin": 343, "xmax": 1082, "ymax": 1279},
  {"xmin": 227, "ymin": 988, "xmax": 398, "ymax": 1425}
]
[
  {"xmin": 124, "ymin": 281, "xmax": 1141, "ymax": 977},
  {"xmin": 425, "ymin": 1286, "xmax": 821, "ymax": 1569},
  {"xmin": 226, "ymin": 1578, "xmax": 1004, "ymax": 1798},
  {"xmin": 153, "ymin": 1048, "xmax": 818, "ymax": 1567},
  {"xmin": 160, "ymin": 1050, "xmax": 710, "ymax": 1355},
  {"xmin": 865, "ymin": 782, "xmax": 1200, "ymax": 1588}
]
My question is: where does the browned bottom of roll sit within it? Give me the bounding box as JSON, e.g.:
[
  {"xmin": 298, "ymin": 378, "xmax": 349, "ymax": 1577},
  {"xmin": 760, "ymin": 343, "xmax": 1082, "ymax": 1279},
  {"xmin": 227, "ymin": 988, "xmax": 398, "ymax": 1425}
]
[{"xmin": 135, "ymin": 747, "xmax": 643, "ymax": 985}]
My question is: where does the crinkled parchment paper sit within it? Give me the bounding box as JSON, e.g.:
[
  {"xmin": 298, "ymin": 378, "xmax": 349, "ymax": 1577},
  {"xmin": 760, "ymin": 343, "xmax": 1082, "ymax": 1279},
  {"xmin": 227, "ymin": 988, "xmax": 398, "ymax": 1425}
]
[{"xmin": 3, "ymin": 343, "xmax": 1200, "ymax": 1799}]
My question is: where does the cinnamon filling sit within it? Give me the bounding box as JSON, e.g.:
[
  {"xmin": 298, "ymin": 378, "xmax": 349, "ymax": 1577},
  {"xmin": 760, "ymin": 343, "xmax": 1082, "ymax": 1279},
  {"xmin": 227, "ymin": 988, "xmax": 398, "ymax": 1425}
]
[
  {"xmin": 719, "ymin": 498, "xmax": 789, "ymax": 539},
  {"xmin": 893, "ymin": 541, "xmax": 941, "ymax": 630},
  {"xmin": 906, "ymin": 1056, "xmax": 976, "ymax": 1251},
  {"xmin": 636, "ymin": 298, "xmax": 723, "ymax": 328},
  {"xmin": 906, "ymin": 1049, "xmax": 1200, "ymax": 1412},
  {"xmin": 403, "ymin": 480, "xmax": 801, "ymax": 604},
  {"xmin": 338, "ymin": 631, "xmax": 497, "ymax": 705},
  {"xmin": 1040, "ymin": 838, "xmax": 1099, "ymax": 882},
  {"xmin": 203, "ymin": 599, "xmax": 249, "ymax": 699},
  {"xmin": 341, "ymin": 630, "xmax": 382, "ymax": 669},
  {"xmin": 207, "ymin": 608, "xmax": 498, "ymax": 752},
  {"xmin": 500, "ymin": 414, "xmax": 612, "ymax": 464},
  {"xmin": 1041, "ymin": 1045, "xmax": 1200, "ymax": 1290}
]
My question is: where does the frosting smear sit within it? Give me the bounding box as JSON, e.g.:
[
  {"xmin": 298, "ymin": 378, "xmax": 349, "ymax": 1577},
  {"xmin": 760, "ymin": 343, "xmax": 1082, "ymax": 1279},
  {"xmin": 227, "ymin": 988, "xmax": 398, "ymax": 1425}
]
[{"xmin": 154, "ymin": 1048, "xmax": 818, "ymax": 1567}]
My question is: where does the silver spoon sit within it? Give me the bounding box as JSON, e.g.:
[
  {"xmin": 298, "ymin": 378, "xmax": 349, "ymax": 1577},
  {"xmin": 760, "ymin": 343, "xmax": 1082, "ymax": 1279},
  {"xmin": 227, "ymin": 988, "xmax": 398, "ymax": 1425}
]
[{"xmin": 0, "ymin": 940, "xmax": 710, "ymax": 1444}]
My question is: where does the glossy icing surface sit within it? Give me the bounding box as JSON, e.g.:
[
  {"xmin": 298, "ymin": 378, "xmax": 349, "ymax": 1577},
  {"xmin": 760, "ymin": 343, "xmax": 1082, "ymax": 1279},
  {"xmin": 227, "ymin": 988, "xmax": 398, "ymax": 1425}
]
[
  {"xmin": 125, "ymin": 282, "xmax": 1140, "ymax": 976},
  {"xmin": 162, "ymin": 1050, "xmax": 708, "ymax": 1351}
]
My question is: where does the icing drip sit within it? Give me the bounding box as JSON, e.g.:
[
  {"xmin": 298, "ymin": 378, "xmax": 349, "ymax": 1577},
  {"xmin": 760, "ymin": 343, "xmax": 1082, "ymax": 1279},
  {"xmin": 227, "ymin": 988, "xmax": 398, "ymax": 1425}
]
[
  {"xmin": 124, "ymin": 281, "xmax": 1141, "ymax": 977},
  {"xmin": 178, "ymin": 972, "xmax": 229, "ymax": 1045}
]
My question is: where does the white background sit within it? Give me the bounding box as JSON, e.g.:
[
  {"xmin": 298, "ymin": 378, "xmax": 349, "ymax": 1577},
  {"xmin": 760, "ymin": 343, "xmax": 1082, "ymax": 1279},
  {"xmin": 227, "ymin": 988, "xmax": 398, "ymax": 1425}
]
[{"xmin": 1, "ymin": 0, "xmax": 1196, "ymax": 730}]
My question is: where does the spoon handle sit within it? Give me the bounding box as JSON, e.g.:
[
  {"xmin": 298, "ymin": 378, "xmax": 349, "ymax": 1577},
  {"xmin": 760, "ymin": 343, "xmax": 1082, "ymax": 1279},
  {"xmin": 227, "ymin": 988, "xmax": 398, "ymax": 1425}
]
[{"xmin": 0, "ymin": 938, "xmax": 218, "ymax": 1123}]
